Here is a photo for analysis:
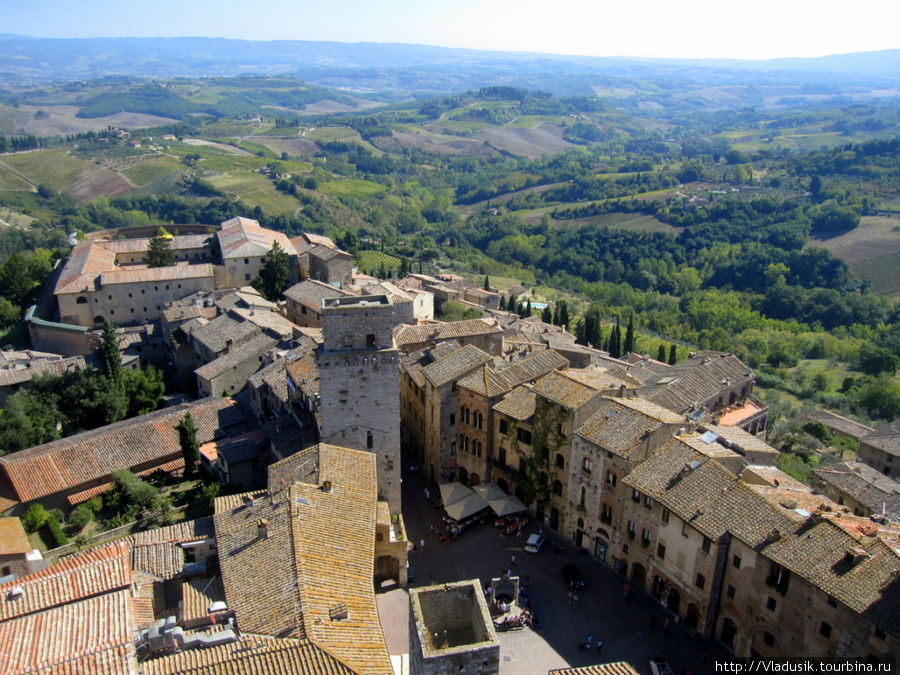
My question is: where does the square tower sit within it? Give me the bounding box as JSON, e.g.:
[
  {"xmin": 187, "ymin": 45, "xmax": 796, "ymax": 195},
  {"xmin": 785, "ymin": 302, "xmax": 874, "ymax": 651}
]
[{"xmin": 318, "ymin": 295, "xmax": 402, "ymax": 512}]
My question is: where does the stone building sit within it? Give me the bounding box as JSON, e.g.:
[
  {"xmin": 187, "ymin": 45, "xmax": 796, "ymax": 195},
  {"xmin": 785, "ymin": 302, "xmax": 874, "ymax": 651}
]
[
  {"xmin": 395, "ymin": 319, "xmax": 504, "ymax": 355},
  {"xmin": 409, "ymin": 579, "xmax": 499, "ymax": 675},
  {"xmin": 318, "ymin": 295, "xmax": 402, "ymax": 513},
  {"xmin": 283, "ymin": 279, "xmax": 352, "ymax": 328},
  {"xmin": 216, "ymin": 216, "xmax": 299, "ymax": 289},
  {"xmin": 455, "ymin": 349, "xmax": 569, "ymax": 486},
  {"xmin": 857, "ymin": 420, "xmax": 900, "ymax": 479},
  {"xmin": 0, "ymin": 517, "xmax": 33, "ymax": 578},
  {"xmin": 489, "ymin": 385, "xmax": 539, "ymax": 505},
  {"xmin": 812, "ymin": 461, "xmax": 900, "ymax": 520},
  {"xmin": 566, "ymin": 397, "xmax": 685, "ymax": 561}
]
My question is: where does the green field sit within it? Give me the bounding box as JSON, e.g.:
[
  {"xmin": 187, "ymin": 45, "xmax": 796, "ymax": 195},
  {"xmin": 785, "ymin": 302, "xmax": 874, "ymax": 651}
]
[
  {"xmin": 852, "ymin": 253, "xmax": 900, "ymax": 299},
  {"xmin": 207, "ymin": 171, "xmax": 300, "ymax": 214},
  {"xmin": 318, "ymin": 179, "xmax": 386, "ymax": 199},
  {"xmin": 2, "ymin": 148, "xmax": 92, "ymax": 192},
  {"xmin": 0, "ymin": 165, "xmax": 35, "ymax": 191},
  {"xmin": 120, "ymin": 157, "xmax": 183, "ymax": 186},
  {"xmin": 306, "ymin": 127, "xmax": 361, "ymax": 143},
  {"xmin": 356, "ymin": 250, "xmax": 401, "ymax": 274}
]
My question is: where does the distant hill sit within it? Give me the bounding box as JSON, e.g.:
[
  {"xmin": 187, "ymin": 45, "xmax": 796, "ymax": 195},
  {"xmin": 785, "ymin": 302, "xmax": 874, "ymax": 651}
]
[{"xmin": 0, "ymin": 35, "xmax": 898, "ymax": 95}]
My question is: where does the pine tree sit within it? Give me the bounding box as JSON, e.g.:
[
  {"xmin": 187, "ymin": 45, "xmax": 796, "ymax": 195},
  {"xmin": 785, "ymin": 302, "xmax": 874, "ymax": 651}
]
[
  {"xmin": 176, "ymin": 413, "xmax": 200, "ymax": 477},
  {"xmin": 624, "ymin": 313, "xmax": 635, "ymax": 355},
  {"xmin": 253, "ymin": 241, "xmax": 290, "ymax": 301},
  {"xmin": 541, "ymin": 305, "xmax": 552, "ymax": 323},
  {"xmin": 147, "ymin": 227, "xmax": 175, "ymax": 267},
  {"xmin": 657, "ymin": 344, "xmax": 667, "ymax": 362},
  {"xmin": 669, "ymin": 344, "xmax": 678, "ymax": 365},
  {"xmin": 97, "ymin": 320, "xmax": 122, "ymax": 383}
]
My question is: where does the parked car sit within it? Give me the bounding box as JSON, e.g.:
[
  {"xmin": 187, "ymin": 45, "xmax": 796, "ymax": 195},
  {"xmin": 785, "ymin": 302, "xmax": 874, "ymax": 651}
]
[
  {"xmin": 562, "ymin": 564, "xmax": 584, "ymax": 591},
  {"xmin": 650, "ymin": 658, "xmax": 674, "ymax": 675},
  {"xmin": 524, "ymin": 533, "xmax": 545, "ymax": 553}
]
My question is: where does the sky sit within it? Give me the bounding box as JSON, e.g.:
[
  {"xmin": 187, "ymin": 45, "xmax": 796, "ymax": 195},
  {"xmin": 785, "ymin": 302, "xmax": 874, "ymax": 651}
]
[{"xmin": 4, "ymin": 0, "xmax": 900, "ymax": 61}]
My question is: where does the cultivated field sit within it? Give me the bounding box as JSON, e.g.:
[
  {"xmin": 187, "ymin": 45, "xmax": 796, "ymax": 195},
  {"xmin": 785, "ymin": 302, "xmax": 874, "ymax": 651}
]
[
  {"xmin": 808, "ymin": 215, "xmax": 900, "ymax": 265},
  {"xmin": 0, "ymin": 104, "xmax": 178, "ymax": 136},
  {"xmin": 318, "ymin": 179, "xmax": 386, "ymax": 200},
  {"xmin": 206, "ymin": 171, "xmax": 300, "ymax": 214},
  {"xmin": 473, "ymin": 123, "xmax": 572, "ymax": 159},
  {"xmin": 248, "ymin": 136, "xmax": 321, "ymax": 158}
]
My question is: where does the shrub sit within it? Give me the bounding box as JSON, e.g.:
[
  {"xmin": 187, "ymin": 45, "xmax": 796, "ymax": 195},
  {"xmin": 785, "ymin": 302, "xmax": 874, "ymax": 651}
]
[
  {"xmin": 67, "ymin": 504, "xmax": 95, "ymax": 529},
  {"xmin": 111, "ymin": 469, "xmax": 159, "ymax": 510},
  {"xmin": 46, "ymin": 514, "xmax": 68, "ymax": 547},
  {"xmin": 22, "ymin": 503, "xmax": 49, "ymax": 532}
]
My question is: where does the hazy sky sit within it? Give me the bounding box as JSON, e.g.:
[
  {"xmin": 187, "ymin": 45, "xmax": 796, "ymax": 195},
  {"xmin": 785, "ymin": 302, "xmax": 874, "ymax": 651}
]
[{"xmin": 4, "ymin": 0, "xmax": 899, "ymax": 60}]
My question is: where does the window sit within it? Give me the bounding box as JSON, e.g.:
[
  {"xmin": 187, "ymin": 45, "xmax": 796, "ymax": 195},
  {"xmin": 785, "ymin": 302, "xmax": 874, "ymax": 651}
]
[
  {"xmin": 128, "ymin": 293, "xmax": 132, "ymax": 298},
  {"xmin": 582, "ymin": 457, "xmax": 592, "ymax": 473},
  {"xmin": 766, "ymin": 596, "xmax": 776, "ymax": 611},
  {"xmin": 366, "ymin": 431, "xmax": 373, "ymax": 449},
  {"xmin": 819, "ymin": 622, "xmax": 831, "ymax": 638},
  {"xmin": 827, "ymin": 596, "xmax": 837, "ymax": 608},
  {"xmin": 732, "ymin": 555, "xmax": 741, "ymax": 569},
  {"xmin": 657, "ymin": 542, "xmax": 666, "ymax": 560},
  {"xmin": 627, "ymin": 521, "xmax": 636, "ymax": 535},
  {"xmin": 552, "ymin": 480, "xmax": 563, "ymax": 496},
  {"xmin": 141, "ymin": 289, "xmax": 145, "ymax": 294},
  {"xmin": 726, "ymin": 585, "xmax": 735, "ymax": 599},
  {"xmin": 499, "ymin": 419, "xmax": 508, "ymax": 434},
  {"xmin": 644, "ymin": 496, "xmax": 653, "ymax": 508},
  {"xmin": 245, "ymin": 273, "xmax": 251, "ymax": 281},
  {"xmin": 623, "ymin": 544, "xmax": 629, "ymax": 554},
  {"xmin": 579, "ymin": 486, "xmax": 586, "ymax": 508},
  {"xmin": 696, "ymin": 573, "xmax": 705, "ymax": 589},
  {"xmin": 600, "ymin": 504, "xmax": 612, "ymax": 522},
  {"xmin": 661, "ymin": 508, "xmax": 670, "ymax": 524},
  {"xmin": 606, "ymin": 471, "xmax": 616, "ymax": 487},
  {"xmin": 763, "ymin": 632, "xmax": 775, "ymax": 648},
  {"xmin": 449, "ymin": 413, "xmax": 455, "ymax": 425},
  {"xmin": 130, "ymin": 308, "xmax": 134, "ymax": 313},
  {"xmin": 366, "ymin": 333, "xmax": 375, "ymax": 348},
  {"xmin": 557, "ymin": 423, "xmax": 566, "ymax": 437},
  {"xmin": 555, "ymin": 454, "xmax": 565, "ymax": 469},
  {"xmin": 641, "ymin": 528, "xmax": 650, "ymax": 542},
  {"xmin": 517, "ymin": 427, "xmax": 532, "ymax": 445},
  {"xmin": 244, "ymin": 258, "xmax": 249, "ymax": 264},
  {"xmin": 702, "ymin": 537, "xmax": 711, "ymax": 553}
]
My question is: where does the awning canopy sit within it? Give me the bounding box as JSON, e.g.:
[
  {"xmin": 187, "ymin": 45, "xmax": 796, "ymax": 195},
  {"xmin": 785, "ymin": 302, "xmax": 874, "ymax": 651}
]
[
  {"xmin": 444, "ymin": 493, "xmax": 490, "ymax": 521},
  {"xmin": 472, "ymin": 482, "xmax": 528, "ymax": 516},
  {"xmin": 439, "ymin": 482, "xmax": 475, "ymax": 506}
]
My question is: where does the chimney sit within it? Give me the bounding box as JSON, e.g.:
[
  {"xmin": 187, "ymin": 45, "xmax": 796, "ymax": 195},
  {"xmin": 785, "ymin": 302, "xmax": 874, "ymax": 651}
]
[
  {"xmin": 225, "ymin": 338, "xmax": 233, "ymax": 353},
  {"xmin": 257, "ymin": 518, "xmax": 269, "ymax": 540},
  {"xmin": 322, "ymin": 480, "xmax": 333, "ymax": 493}
]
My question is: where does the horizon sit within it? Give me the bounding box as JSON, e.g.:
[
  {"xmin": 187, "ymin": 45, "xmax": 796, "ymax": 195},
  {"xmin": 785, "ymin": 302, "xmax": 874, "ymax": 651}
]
[{"xmin": 4, "ymin": 0, "xmax": 900, "ymax": 61}]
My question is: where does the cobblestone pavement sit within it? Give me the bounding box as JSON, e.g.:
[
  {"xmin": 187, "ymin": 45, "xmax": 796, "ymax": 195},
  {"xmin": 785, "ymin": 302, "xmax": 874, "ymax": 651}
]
[{"xmin": 375, "ymin": 461, "xmax": 731, "ymax": 675}]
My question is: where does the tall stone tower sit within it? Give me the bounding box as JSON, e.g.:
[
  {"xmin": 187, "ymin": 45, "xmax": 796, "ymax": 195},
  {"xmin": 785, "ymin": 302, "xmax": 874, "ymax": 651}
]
[{"xmin": 318, "ymin": 295, "xmax": 402, "ymax": 512}]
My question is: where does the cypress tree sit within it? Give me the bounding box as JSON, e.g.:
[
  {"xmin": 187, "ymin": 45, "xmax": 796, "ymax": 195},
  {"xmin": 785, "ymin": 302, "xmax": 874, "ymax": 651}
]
[
  {"xmin": 525, "ymin": 299, "xmax": 532, "ymax": 316},
  {"xmin": 97, "ymin": 320, "xmax": 122, "ymax": 384},
  {"xmin": 669, "ymin": 344, "xmax": 677, "ymax": 365},
  {"xmin": 559, "ymin": 300, "xmax": 569, "ymax": 328},
  {"xmin": 147, "ymin": 227, "xmax": 175, "ymax": 267},
  {"xmin": 657, "ymin": 344, "xmax": 666, "ymax": 362},
  {"xmin": 552, "ymin": 302, "xmax": 560, "ymax": 326},
  {"xmin": 624, "ymin": 313, "xmax": 635, "ymax": 355},
  {"xmin": 177, "ymin": 413, "xmax": 200, "ymax": 477},
  {"xmin": 609, "ymin": 318, "xmax": 622, "ymax": 359},
  {"xmin": 484, "ymin": 275, "xmax": 490, "ymax": 291},
  {"xmin": 541, "ymin": 305, "xmax": 552, "ymax": 323},
  {"xmin": 498, "ymin": 295, "xmax": 506, "ymax": 311}
]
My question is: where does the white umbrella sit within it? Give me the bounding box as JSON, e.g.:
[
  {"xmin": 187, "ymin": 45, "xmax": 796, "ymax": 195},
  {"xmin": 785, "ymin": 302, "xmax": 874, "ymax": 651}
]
[
  {"xmin": 472, "ymin": 482, "xmax": 506, "ymax": 502},
  {"xmin": 489, "ymin": 494, "xmax": 528, "ymax": 517},
  {"xmin": 439, "ymin": 482, "xmax": 475, "ymax": 506},
  {"xmin": 444, "ymin": 493, "xmax": 490, "ymax": 521}
]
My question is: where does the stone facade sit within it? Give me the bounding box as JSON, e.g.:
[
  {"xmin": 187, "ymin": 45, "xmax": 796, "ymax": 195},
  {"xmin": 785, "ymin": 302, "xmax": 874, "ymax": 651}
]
[
  {"xmin": 409, "ymin": 580, "xmax": 499, "ymax": 675},
  {"xmin": 318, "ymin": 295, "xmax": 402, "ymax": 513}
]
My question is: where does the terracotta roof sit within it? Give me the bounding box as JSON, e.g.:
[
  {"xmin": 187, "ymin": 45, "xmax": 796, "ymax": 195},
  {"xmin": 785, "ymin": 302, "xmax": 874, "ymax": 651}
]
[
  {"xmin": 804, "ymin": 410, "xmax": 875, "ymax": 439},
  {"xmin": 100, "ymin": 262, "xmax": 214, "ymax": 286},
  {"xmin": 493, "ymin": 386, "xmax": 537, "ymax": 422},
  {"xmin": 0, "ymin": 541, "xmax": 131, "ymax": 622},
  {"xmin": 284, "ymin": 279, "xmax": 351, "ymax": 309},
  {"xmin": 0, "ymin": 397, "xmax": 244, "ymax": 503},
  {"xmin": 182, "ymin": 577, "xmax": 226, "ymax": 624},
  {"xmin": 128, "ymin": 518, "xmax": 215, "ymax": 547},
  {"xmin": 310, "ymin": 244, "xmax": 352, "ymax": 262},
  {"xmin": 532, "ymin": 370, "xmax": 607, "ymax": 410},
  {"xmin": 141, "ymin": 635, "xmax": 355, "ymax": 674},
  {"xmin": 0, "ymin": 589, "xmax": 134, "ymax": 673},
  {"xmin": 639, "ymin": 351, "xmax": 754, "ymax": 414},
  {"xmin": 67, "ymin": 458, "xmax": 185, "ymax": 506},
  {"xmin": 194, "ymin": 333, "xmax": 278, "ymax": 380},
  {"xmin": 0, "ymin": 355, "xmax": 87, "ymax": 388},
  {"xmin": 131, "ymin": 542, "xmax": 184, "ymax": 579},
  {"xmin": 191, "ymin": 312, "xmax": 261, "ymax": 356},
  {"xmin": 549, "ymin": 663, "xmax": 640, "ymax": 675},
  {"xmin": 576, "ymin": 397, "xmax": 683, "ymax": 459},
  {"xmin": 622, "ymin": 437, "xmax": 706, "ymax": 499},
  {"xmin": 214, "ymin": 445, "xmax": 392, "ymax": 674},
  {"xmin": 0, "ymin": 517, "xmax": 29, "ymax": 555},
  {"xmin": 421, "ymin": 345, "xmax": 492, "ymax": 388},
  {"xmin": 812, "ymin": 461, "xmax": 900, "ymax": 517},
  {"xmin": 395, "ymin": 319, "xmax": 502, "ymax": 348},
  {"xmin": 862, "ymin": 419, "xmax": 900, "ymax": 458},
  {"xmin": 456, "ymin": 350, "xmax": 569, "ymax": 398},
  {"xmin": 700, "ymin": 423, "xmax": 779, "ymax": 459},
  {"xmin": 217, "ymin": 217, "xmax": 297, "ymax": 259}
]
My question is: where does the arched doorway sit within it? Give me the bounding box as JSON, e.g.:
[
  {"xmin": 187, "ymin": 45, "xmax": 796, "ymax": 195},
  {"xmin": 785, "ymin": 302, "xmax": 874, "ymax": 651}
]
[
  {"xmin": 594, "ymin": 537, "xmax": 608, "ymax": 562},
  {"xmin": 631, "ymin": 563, "xmax": 647, "ymax": 587},
  {"xmin": 667, "ymin": 588, "xmax": 681, "ymax": 615},
  {"xmin": 458, "ymin": 467, "xmax": 468, "ymax": 485},
  {"xmin": 720, "ymin": 618, "xmax": 738, "ymax": 650},
  {"xmin": 685, "ymin": 603, "xmax": 700, "ymax": 631},
  {"xmin": 93, "ymin": 315, "xmax": 105, "ymax": 328},
  {"xmin": 549, "ymin": 507, "xmax": 559, "ymax": 531}
]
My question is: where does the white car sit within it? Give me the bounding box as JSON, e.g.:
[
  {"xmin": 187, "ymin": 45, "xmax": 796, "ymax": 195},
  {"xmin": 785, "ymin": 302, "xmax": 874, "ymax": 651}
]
[{"xmin": 524, "ymin": 533, "xmax": 545, "ymax": 553}]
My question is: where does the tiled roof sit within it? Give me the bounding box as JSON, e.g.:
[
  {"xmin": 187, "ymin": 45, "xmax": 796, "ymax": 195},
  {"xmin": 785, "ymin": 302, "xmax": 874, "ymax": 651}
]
[
  {"xmin": 701, "ymin": 423, "xmax": 779, "ymax": 459},
  {"xmin": 128, "ymin": 517, "xmax": 214, "ymax": 547},
  {"xmin": 623, "ymin": 437, "xmax": 706, "ymax": 499},
  {"xmin": 428, "ymin": 340, "xmax": 462, "ymax": 362},
  {"xmin": 0, "ymin": 541, "xmax": 131, "ymax": 622},
  {"xmin": 421, "ymin": 345, "xmax": 492, "ymax": 388},
  {"xmin": 248, "ymin": 358, "xmax": 289, "ymax": 403},
  {"xmin": 284, "ymin": 279, "xmax": 350, "ymax": 309},
  {"xmin": 639, "ymin": 351, "xmax": 754, "ymax": 414},
  {"xmin": 191, "ymin": 312, "xmax": 261, "ymax": 356},
  {"xmin": 0, "ymin": 517, "xmax": 29, "ymax": 555},
  {"xmin": 131, "ymin": 542, "xmax": 184, "ymax": 579},
  {"xmin": 456, "ymin": 350, "xmax": 569, "ymax": 398},
  {"xmin": 0, "ymin": 355, "xmax": 87, "ymax": 388},
  {"xmin": 54, "ymin": 239, "xmax": 118, "ymax": 294},
  {"xmin": 217, "ymin": 217, "xmax": 297, "ymax": 259},
  {"xmin": 0, "ymin": 589, "xmax": 134, "ymax": 673},
  {"xmin": 395, "ymin": 319, "xmax": 502, "ymax": 347},
  {"xmin": 194, "ymin": 333, "xmax": 278, "ymax": 380},
  {"xmin": 804, "ymin": 410, "xmax": 875, "ymax": 439},
  {"xmin": 812, "ymin": 461, "xmax": 900, "ymax": 516},
  {"xmin": 493, "ymin": 385, "xmax": 537, "ymax": 422},
  {"xmin": 532, "ymin": 370, "xmax": 607, "ymax": 410},
  {"xmin": 182, "ymin": 577, "xmax": 226, "ymax": 625},
  {"xmin": 549, "ymin": 663, "xmax": 640, "ymax": 675},
  {"xmin": 214, "ymin": 444, "xmax": 392, "ymax": 674},
  {"xmin": 141, "ymin": 635, "xmax": 355, "ymax": 674},
  {"xmin": 0, "ymin": 397, "xmax": 244, "ymax": 503},
  {"xmin": 576, "ymin": 397, "xmax": 683, "ymax": 458},
  {"xmin": 100, "ymin": 262, "xmax": 214, "ymax": 286},
  {"xmin": 67, "ymin": 457, "xmax": 185, "ymax": 506},
  {"xmin": 310, "ymin": 244, "xmax": 352, "ymax": 262},
  {"xmin": 862, "ymin": 419, "xmax": 900, "ymax": 457}
]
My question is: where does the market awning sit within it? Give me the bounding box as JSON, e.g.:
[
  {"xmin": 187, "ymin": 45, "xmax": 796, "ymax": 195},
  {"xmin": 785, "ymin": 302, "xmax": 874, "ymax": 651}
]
[
  {"xmin": 444, "ymin": 493, "xmax": 490, "ymax": 521},
  {"xmin": 439, "ymin": 482, "xmax": 475, "ymax": 506},
  {"xmin": 472, "ymin": 482, "xmax": 528, "ymax": 516}
]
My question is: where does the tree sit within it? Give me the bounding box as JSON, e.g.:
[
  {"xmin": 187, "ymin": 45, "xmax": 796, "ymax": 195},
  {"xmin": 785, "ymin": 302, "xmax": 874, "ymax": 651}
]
[
  {"xmin": 541, "ymin": 305, "xmax": 552, "ymax": 323},
  {"xmin": 609, "ymin": 318, "xmax": 622, "ymax": 359},
  {"xmin": 484, "ymin": 275, "xmax": 490, "ymax": 291},
  {"xmin": 22, "ymin": 503, "xmax": 49, "ymax": 532},
  {"xmin": 669, "ymin": 344, "xmax": 677, "ymax": 365},
  {"xmin": 657, "ymin": 344, "xmax": 666, "ymax": 362},
  {"xmin": 624, "ymin": 313, "xmax": 635, "ymax": 355},
  {"xmin": 253, "ymin": 241, "xmax": 290, "ymax": 301},
  {"xmin": 525, "ymin": 299, "xmax": 532, "ymax": 316},
  {"xmin": 177, "ymin": 412, "xmax": 201, "ymax": 476},
  {"xmin": 146, "ymin": 227, "xmax": 175, "ymax": 267},
  {"xmin": 121, "ymin": 367, "xmax": 165, "ymax": 417},
  {"xmin": 498, "ymin": 295, "xmax": 506, "ymax": 311},
  {"xmin": 858, "ymin": 342, "xmax": 899, "ymax": 376},
  {"xmin": 97, "ymin": 320, "xmax": 122, "ymax": 383}
]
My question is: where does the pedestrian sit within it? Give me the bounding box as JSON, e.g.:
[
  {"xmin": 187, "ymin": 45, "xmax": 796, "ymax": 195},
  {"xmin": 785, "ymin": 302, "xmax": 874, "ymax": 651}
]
[
  {"xmin": 424, "ymin": 487, "xmax": 430, "ymax": 500},
  {"xmin": 420, "ymin": 538, "xmax": 425, "ymax": 552},
  {"xmin": 623, "ymin": 582, "xmax": 631, "ymax": 600},
  {"xmin": 572, "ymin": 593, "xmax": 579, "ymax": 604},
  {"xmin": 585, "ymin": 634, "xmax": 593, "ymax": 650},
  {"xmin": 511, "ymin": 554, "xmax": 517, "ymax": 567},
  {"xmin": 595, "ymin": 639, "xmax": 603, "ymax": 653},
  {"xmin": 567, "ymin": 590, "xmax": 574, "ymax": 605},
  {"xmin": 430, "ymin": 523, "xmax": 436, "ymax": 535}
]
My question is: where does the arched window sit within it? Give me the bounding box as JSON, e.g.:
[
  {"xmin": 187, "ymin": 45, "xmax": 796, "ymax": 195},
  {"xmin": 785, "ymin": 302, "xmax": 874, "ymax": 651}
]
[
  {"xmin": 76, "ymin": 296, "xmax": 88, "ymax": 304},
  {"xmin": 553, "ymin": 479, "xmax": 563, "ymax": 496},
  {"xmin": 555, "ymin": 453, "xmax": 565, "ymax": 469}
]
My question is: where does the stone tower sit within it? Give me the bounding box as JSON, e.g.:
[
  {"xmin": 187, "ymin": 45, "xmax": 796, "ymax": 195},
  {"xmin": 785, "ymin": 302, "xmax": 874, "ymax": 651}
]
[{"xmin": 318, "ymin": 295, "xmax": 402, "ymax": 512}]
